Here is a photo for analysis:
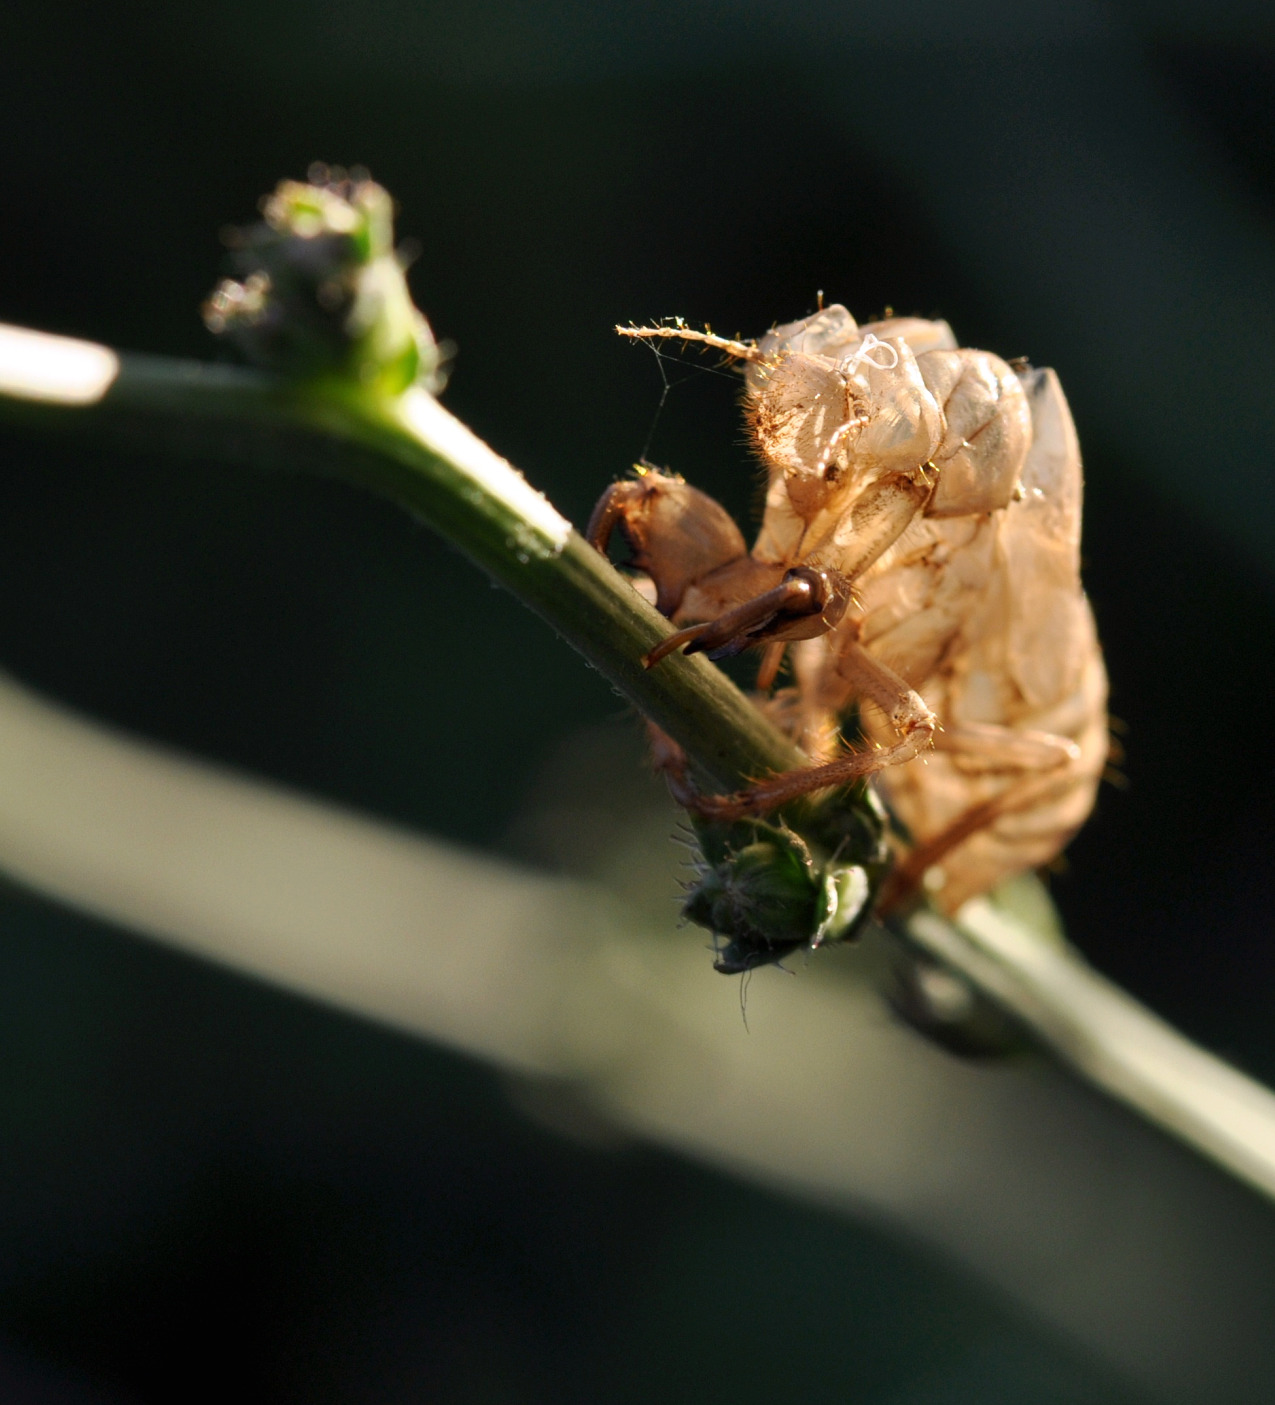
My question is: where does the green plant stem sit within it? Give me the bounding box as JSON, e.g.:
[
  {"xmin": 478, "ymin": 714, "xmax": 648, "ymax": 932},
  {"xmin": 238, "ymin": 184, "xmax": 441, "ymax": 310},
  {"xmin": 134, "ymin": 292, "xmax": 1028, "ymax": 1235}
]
[
  {"xmin": 0, "ymin": 334, "xmax": 806, "ymax": 792},
  {"xmin": 898, "ymin": 900, "xmax": 1275, "ymax": 1201}
]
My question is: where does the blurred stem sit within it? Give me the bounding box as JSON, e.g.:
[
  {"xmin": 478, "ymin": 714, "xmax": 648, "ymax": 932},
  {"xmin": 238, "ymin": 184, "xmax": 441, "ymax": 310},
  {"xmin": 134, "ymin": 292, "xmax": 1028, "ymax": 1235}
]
[
  {"xmin": 896, "ymin": 899, "xmax": 1275, "ymax": 1201},
  {"xmin": 6, "ymin": 323, "xmax": 1275, "ymax": 1203}
]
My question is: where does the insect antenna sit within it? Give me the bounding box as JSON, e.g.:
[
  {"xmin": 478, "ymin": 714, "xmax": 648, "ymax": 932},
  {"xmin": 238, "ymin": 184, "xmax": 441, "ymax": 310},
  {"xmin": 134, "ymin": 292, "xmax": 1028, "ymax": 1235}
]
[{"xmin": 617, "ymin": 321, "xmax": 767, "ymax": 363}]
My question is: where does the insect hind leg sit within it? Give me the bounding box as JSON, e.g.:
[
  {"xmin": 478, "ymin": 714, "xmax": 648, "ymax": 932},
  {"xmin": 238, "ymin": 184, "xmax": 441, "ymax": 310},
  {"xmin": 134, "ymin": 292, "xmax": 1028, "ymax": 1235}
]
[{"xmin": 670, "ymin": 644, "xmax": 937, "ymax": 821}]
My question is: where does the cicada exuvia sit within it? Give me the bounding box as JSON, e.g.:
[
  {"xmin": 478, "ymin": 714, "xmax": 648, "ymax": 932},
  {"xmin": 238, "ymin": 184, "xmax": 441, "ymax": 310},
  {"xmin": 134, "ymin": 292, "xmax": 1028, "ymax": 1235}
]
[{"xmin": 590, "ymin": 305, "xmax": 1108, "ymax": 923}]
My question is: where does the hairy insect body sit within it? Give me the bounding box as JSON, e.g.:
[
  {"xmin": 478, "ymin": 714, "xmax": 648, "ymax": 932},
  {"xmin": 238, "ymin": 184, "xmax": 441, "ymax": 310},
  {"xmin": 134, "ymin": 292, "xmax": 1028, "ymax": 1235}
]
[{"xmin": 592, "ymin": 306, "xmax": 1107, "ymax": 913}]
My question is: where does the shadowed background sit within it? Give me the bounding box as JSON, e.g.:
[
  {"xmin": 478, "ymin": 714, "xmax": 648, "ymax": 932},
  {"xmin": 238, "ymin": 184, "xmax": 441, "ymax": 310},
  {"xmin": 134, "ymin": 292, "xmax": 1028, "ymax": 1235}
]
[{"xmin": 0, "ymin": 0, "xmax": 1273, "ymax": 1400}]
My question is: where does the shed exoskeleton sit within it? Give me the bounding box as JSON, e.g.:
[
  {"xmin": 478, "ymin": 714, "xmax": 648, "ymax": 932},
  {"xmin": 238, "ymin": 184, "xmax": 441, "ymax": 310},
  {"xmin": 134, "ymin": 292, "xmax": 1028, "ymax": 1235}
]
[{"xmin": 590, "ymin": 305, "xmax": 1108, "ymax": 914}]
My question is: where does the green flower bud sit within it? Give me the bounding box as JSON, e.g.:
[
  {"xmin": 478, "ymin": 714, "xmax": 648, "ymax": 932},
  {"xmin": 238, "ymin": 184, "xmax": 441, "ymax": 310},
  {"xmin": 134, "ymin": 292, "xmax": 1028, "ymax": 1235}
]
[
  {"xmin": 684, "ymin": 816, "xmax": 876, "ymax": 974},
  {"xmin": 203, "ymin": 164, "xmax": 440, "ymax": 396}
]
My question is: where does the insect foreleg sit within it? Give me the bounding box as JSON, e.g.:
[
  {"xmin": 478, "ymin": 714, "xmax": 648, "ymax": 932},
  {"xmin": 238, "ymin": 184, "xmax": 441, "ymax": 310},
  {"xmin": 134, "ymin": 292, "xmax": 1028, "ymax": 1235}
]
[
  {"xmin": 644, "ymin": 566, "xmax": 850, "ymax": 667},
  {"xmin": 587, "ymin": 469, "xmax": 747, "ymax": 618}
]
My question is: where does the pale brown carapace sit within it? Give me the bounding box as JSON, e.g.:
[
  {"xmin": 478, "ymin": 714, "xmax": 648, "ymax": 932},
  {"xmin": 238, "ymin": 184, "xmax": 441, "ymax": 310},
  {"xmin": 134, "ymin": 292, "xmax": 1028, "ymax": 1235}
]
[{"xmin": 589, "ymin": 305, "xmax": 1108, "ymax": 915}]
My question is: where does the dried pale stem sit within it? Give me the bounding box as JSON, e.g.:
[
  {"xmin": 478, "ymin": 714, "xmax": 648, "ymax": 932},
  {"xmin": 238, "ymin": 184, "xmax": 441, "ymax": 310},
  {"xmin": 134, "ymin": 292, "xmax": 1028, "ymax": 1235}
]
[{"xmin": 4, "ymin": 323, "xmax": 1275, "ymax": 1204}]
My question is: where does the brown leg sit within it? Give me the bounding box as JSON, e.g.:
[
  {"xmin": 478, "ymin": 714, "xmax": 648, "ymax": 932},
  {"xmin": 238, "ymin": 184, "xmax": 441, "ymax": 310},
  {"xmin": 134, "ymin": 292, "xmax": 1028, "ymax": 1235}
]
[
  {"xmin": 586, "ymin": 470, "xmax": 747, "ymax": 618},
  {"xmin": 643, "ymin": 566, "xmax": 848, "ymax": 667},
  {"xmin": 676, "ymin": 644, "xmax": 937, "ymax": 821}
]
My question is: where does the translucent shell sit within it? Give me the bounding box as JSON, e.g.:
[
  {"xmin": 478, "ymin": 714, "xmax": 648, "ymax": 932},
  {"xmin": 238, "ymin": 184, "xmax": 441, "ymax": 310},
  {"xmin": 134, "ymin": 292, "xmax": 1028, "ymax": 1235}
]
[{"xmin": 600, "ymin": 306, "xmax": 1108, "ymax": 916}]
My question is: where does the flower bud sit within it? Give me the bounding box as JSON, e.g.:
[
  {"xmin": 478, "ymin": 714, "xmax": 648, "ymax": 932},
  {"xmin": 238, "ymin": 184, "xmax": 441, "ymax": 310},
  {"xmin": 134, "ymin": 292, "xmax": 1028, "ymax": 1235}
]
[
  {"xmin": 203, "ymin": 165, "xmax": 440, "ymax": 396},
  {"xmin": 684, "ymin": 817, "xmax": 875, "ymax": 974}
]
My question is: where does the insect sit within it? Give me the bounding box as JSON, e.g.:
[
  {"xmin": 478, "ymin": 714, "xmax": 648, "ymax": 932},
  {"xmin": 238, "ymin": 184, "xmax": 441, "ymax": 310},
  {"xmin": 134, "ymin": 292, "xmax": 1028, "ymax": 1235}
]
[{"xmin": 589, "ymin": 305, "xmax": 1108, "ymax": 914}]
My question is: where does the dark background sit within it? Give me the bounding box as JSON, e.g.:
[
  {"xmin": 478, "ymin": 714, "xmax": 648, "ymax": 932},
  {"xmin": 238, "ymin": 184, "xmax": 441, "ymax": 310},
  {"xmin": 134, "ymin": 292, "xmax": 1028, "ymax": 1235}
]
[{"xmin": 0, "ymin": 1, "xmax": 1273, "ymax": 1400}]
